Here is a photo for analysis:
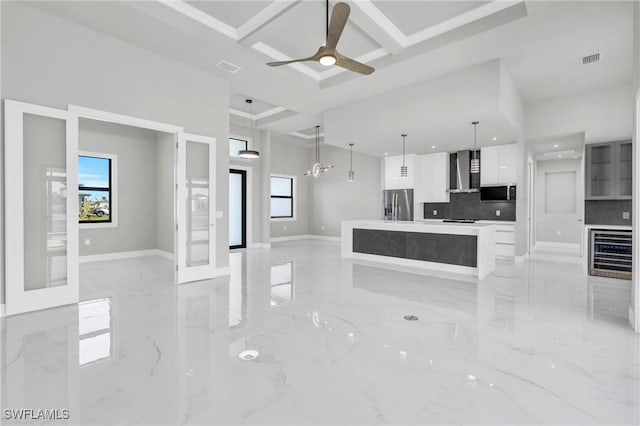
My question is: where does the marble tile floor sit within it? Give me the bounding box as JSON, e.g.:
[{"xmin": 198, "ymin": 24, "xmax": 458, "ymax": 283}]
[{"xmin": 1, "ymin": 240, "xmax": 639, "ymax": 425}]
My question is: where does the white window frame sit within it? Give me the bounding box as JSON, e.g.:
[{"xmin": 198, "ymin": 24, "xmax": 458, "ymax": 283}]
[
  {"xmin": 229, "ymin": 134, "xmax": 253, "ymax": 161},
  {"xmin": 79, "ymin": 151, "xmax": 118, "ymax": 229},
  {"xmin": 270, "ymin": 174, "xmax": 296, "ymax": 221}
]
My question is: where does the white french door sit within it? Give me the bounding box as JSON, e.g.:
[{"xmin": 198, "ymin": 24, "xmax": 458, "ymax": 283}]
[
  {"xmin": 4, "ymin": 100, "xmax": 79, "ymax": 315},
  {"xmin": 176, "ymin": 132, "xmax": 217, "ymax": 283}
]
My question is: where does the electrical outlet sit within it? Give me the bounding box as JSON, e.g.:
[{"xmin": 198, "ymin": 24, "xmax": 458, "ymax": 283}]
[
  {"xmin": 433, "ymin": 210, "xmax": 438, "ymax": 216},
  {"xmin": 495, "ymin": 210, "xmax": 501, "ymax": 217},
  {"xmin": 556, "ymin": 230, "xmax": 562, "ymax": 236},
  {"xmin": 321, "ymin": 225, "xmax": 325, "ymax": 231},
  {"xmin": 623, "ymin": 211, "xmax": 630, "ymax": 220},
  {"xmin": 84, "ymin": 238, "xmax": 91, "ymax": 246},
  {"xmin": 283, "ymin": 225, "xmax": 287, "ymax": 231}
]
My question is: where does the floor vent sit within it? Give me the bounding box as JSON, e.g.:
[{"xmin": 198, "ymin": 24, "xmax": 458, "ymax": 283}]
[
  {"xmin": 217, "ymin": 60, "xmax": 242, "ymax": 74},
  {"xmin": 581, "ymin": 53, "xmax": 600, "ymax": 65}
]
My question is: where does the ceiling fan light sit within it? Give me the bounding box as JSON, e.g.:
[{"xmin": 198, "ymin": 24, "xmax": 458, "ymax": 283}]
[
  {"xmin": 238, "ymin": 149, "xmax": 260, "ymax": 159},
  {"xmin": 319, "ymin": 55, "xmax": 336, "ymax": 66}
]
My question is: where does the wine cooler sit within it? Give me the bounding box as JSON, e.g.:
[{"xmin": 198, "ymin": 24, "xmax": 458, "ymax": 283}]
[{"xmin": 589, "ymin": 230, "xmax": 632, "ymax": 280}]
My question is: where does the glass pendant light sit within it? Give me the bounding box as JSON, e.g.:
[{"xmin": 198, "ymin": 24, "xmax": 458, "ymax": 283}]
[
  {"xmin": 470, "ymin": 121, "xmax": 480, "ymax": 174},
  {"xmin": 400, "ymin": 134, "xmax": 408, "ymax": 178},
  {"xmin": 348, "ymin": 143, "xmax": 355, "ymax": 182},
  {"xmin": 238, "ymin": 99, "xmax": 260, "ymax": 159}
]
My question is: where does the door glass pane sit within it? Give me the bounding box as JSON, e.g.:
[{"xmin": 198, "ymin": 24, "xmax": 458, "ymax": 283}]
[
  {"xmin": 589, "ymin": 145, "xmax": 612, "ymax": 197},
  {"xmin": 619, "ymin": 142, "xmax": 632, "ymax": 197},
  {"xmin": 186, "ymin": 141, "xmax": 210, "ymax": 267},
  {"xmin": 229, "ymin": 171, "xmax": 244, "ymax": 247},
  {"xmin": 23, "ymin": 114, "xmax": 67, "ymax": 291}
]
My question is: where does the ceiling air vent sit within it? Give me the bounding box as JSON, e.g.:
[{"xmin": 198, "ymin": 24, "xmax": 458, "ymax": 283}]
[
  {"xmin": 581, "ymin": 53, "xmax": 600, "ymax": 65},
  {"xmin": 216, "ymin": 60, "xmax": 242, "ymax": 74}
]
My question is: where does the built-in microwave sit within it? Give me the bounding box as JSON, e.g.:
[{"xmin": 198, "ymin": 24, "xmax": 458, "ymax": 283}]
[{"xmin": 480, "ymin": 185, "xmax": 516, "ymax": 202}]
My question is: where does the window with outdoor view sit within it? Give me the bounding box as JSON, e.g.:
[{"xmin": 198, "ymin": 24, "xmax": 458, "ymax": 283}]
[{"xmin": 79, "ymin": 155, "xmax": 112, "ymax": 223}]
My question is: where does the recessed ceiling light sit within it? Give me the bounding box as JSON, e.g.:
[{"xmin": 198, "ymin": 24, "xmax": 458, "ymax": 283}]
[
  {"xmin": 238, "ymin": 350, "xmax": 259, "ymax": 360},
  {"xmin": 467, "ymin": 374, "xmax": 477, "ymax": 381},
  {"xmin": 384, "ymin": 152, "xmax": 389, "ymax": 156},
  {"xmin": 558, "ymin": 155, "xmax": 562, "ymax": 158},
  {"xmin": 554, "ymin": 144, "xmax": 559, "ymax": 148},
  {"xmin": 492, "ymin": 137, "xmax": 497, "ymax": 141},
  {"xmin": 431, "ymin": 145, "xmax": 436, "ymax": 149}
]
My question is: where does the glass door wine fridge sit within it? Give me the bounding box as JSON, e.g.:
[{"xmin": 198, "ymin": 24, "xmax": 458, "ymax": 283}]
[{"xmin": 589, "ymin": 230, "xmax": 632, "ymax": 280}]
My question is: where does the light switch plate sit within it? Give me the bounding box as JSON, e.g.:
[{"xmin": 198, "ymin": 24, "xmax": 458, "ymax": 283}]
[
  {"xmin": 623, "ymin": 211, "xmax": 630, "ymax": 219},
  {"xmin": 433, "ymin": 210, "xmax": 438, "ymax": 216},
  {"xmin": 495, "ymin": 210, "xmax": 501, "ymax": 217}
]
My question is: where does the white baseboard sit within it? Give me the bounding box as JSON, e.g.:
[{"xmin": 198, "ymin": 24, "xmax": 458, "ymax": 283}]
[
  {"xmin": 248, "ymin": 243, "xmax": 271, "ymax": 249},
  {"xmin": 514, "ymin": 253, "xmax": 529, "ymax": 263},
  {"xmin": 212, "ymin": 266, "xmax": 230, "ymax": 277},
  {"xmin": 630, "ymin": 306, "xmax": 638, "ymax": 333},
  {"xmin": 308, "ymin": 235, "xmax": 340, "ymax": 242},
  {"xmin": 0, "ymin": 304, "xmax": 5, "ymax": 318},
  {"xmin": 80, "ymin": 249, "xmax": 174, "ymax": 263},
  {"xmin": 271, "ymin": 234, "xmax": 340, "ymax": 243},
  {"xmin": 534, "ymin": 241, "xmax": 580, "ymax": 252}
]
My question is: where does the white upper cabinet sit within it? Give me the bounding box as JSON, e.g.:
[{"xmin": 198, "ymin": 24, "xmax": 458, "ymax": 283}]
[
  {"xmin": 414, "ymin": 152, "xmax": 450, "ymax": 202},
  {"xmin": 384, "ymin": 154, "xmax": 416, "ymax": 189},
  {"xmin": 481, "ymin": 143, "xmax": 517, "ymax": 185}
]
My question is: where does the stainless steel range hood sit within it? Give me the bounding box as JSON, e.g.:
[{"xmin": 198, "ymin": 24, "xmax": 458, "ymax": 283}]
[{"xmin": 448, "ymin": 150, "xmax": 479, "ymax": 193}]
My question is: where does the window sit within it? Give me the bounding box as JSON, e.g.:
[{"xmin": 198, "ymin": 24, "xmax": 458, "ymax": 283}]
[
  {"xmin": 271, "ymin": 175, "xmax": 294, "ymax": 219},
  {"xmin": 229, "ymin": 137, "xmax": 248, "ymax": 158},
  {"xmin": 78, "ymin": 153, "xmax": 117, "ymax": 226}
]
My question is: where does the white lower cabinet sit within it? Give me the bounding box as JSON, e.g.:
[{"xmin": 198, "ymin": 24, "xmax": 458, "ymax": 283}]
[{"xmin": 493, "ymin": 223, "xmax": 515, "ymax": 258}]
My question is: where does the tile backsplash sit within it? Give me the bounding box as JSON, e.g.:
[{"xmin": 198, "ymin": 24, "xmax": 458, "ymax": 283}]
[
  {"xmin": 584, "ymin": 200, "xmax": 632, "ymax": 225},
  {"xmin": 422, "ymin": 192, "xmax": 516, "ymax": 221}
]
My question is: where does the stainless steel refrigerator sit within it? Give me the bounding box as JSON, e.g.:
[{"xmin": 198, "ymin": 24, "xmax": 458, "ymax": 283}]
[{"xmin": 383, "ymin": 189, "xmax": 414, "ymax": 221}]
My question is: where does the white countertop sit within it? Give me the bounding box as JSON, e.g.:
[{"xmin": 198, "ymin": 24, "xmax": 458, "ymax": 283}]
[
  {"xmin": 341, "ymin": 219, "xmax": 495, "ymax": 236},
  {"xmin": 584, "ymin": 224, "xmax": 632, "ymax": 230}
]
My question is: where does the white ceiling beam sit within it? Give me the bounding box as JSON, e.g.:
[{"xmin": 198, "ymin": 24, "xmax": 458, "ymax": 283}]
[
  {"xmin": 349, "ymin": 0, "xmax": 406, "ymax": 53},
  {"xmin": 405, "ymin": 1, "xmax": 524, "ymax": 47},
  {"xmin": 157, "ymin": 0, "xmax": 238, "ymax": 40},
  {"xmin": 237, "ymin": 0, "xmax": 301, "ymax": 43}
]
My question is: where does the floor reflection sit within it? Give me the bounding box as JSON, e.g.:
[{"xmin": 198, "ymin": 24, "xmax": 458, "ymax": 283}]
[{"xmin": 1, "ymin": 243, "xmax": 638, "ymax": 425}]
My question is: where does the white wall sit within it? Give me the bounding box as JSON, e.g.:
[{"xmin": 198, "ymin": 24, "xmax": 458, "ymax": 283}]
[
  {"xmin": 1, "ymin": 2, "xmax": 231, "ymax": 302},
  {"xmin": 79, "ymin": 119, "xmax": 160, "ymax": 256},
  {"xmin": 156, "ymin": 132, "xmax": 175, "ymax": 254},
  {"xmin": 270, "ymin": 138, "xmax": 310, "ymax": 238},
  {"xmin": 631, "ymin": 1, "xmax": 640, "ymax": 332},
  {"xmin": 535, "ymin": 158, "xmax": 583, "ymax": 246},
  {"xmin": 308, "ymin": 145, "xmax": 381, "ymax": 238},
  {"xmin": 525, "ymin": 83, "xmax": 634, "ymax": 143},
  {"xmin": 229, "ymin": 123, "xmax": 268, "ymax": 247}
]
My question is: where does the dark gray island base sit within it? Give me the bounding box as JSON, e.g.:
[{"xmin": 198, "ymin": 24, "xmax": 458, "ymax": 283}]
[
  {"xmin": 341, "ymin": 220, "xmax": 496, "ymax": 279},
  {"xmin": 352, "ymin": 228, "xmax": 477, "ymax": 267}
]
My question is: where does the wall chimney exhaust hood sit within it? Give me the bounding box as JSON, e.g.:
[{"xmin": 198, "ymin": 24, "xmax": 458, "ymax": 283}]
[{"xmin": 448, "ymin": 150, "xmax": 479, "ymax": 193}]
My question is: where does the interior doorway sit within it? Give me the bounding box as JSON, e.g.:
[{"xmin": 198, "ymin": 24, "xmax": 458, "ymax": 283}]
[{"xmin": 229, "ymin": 169, "xmax": 247, "ymax": 249}]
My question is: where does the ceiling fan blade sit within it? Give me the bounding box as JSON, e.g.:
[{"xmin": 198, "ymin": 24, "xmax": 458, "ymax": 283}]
[
  {"xmin": 335, "ymin": 52, "xmax": 375, "ymax": 75},
  {"xmin": 325, "ymin": 2, "xmax": 350, "ymax": 51},
  {"xmin": 266, "ymin": 47, "xmax": 324, "ymax": 67}
]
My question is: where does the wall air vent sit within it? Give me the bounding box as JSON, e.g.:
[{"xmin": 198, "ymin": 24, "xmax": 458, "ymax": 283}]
[
  {"xmin": 581, "ymin": 53, "xmax": 600, "ymax": 65},
  {"xmin": 216, "ymin": 60, "xmax": 242, "ymax": 74}
]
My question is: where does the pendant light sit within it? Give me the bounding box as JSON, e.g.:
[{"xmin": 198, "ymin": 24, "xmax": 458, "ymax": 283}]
[
  {"xmin": 470, "ymin": 121, "xmax": 479, "ymax": 174},
  {"xmin": 348, "ymin": 143, "xmax": 355, "ymax": 182},
  {"xmin": 304, "ymin": 125, "xmax": 334, "ymax": 177},
  {"xmin": 400, "ymin": 133, "xmax": 408, "ymax": 178},
  {"xmin": 238, "ymin": 99, "xmax": 260, "ymax": 159}
]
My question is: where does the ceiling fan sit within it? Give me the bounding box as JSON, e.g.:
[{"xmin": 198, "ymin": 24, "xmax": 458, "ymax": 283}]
[{"xmin": 266, "ymin": 1, "xmax": 375, "ymax": 75}]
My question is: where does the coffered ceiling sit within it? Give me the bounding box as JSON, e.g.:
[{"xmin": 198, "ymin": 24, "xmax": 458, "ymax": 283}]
[{"xmin": 24, "ymin": 1, "xmax": 635, "ymax": 155}]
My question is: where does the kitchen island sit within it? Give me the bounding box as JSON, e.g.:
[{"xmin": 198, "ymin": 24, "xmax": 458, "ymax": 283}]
[{"xmin": 341, "ymin": 220, "xmax": 496, "ymax": 279}]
